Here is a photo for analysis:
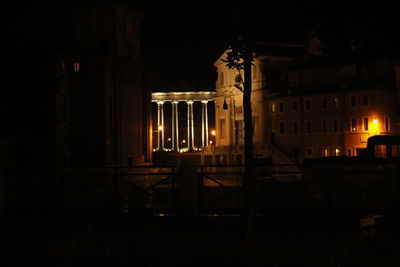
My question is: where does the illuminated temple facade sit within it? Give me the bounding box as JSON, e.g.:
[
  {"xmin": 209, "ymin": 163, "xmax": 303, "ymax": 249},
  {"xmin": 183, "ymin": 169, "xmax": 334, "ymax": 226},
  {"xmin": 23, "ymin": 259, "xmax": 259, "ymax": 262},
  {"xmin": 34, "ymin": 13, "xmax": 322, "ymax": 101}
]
[{"xmin": 202, "ymin": 42, "xmax": 400, "ymax": 164}]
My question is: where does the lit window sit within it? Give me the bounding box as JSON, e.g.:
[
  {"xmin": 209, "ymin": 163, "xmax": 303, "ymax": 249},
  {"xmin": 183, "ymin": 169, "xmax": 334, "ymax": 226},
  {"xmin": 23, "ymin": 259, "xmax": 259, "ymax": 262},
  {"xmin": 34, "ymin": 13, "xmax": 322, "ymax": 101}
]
[
  {"xmin": 351, "ymin": 118, "xmax": 357, "ymax": 131},
  {"xmin": 363, "ymin": 117, "xmax": 369, "ymax": 131},
  {"xmin": 332, "ymin": 97, "xmax": 339, "ymax": 108},
  {"xmin": 335, "ymin": 148, "xmax": 340, "ymax": 156},
  {"xmin": 270, "ymin": 103, "xmax": 276, "ymax": 113},
  {"xmin": 323, "ymin": 148, "xmax": 329, "ymax": 157},
  {"xmin": 73, "ymin": 62, "xmax": 80, "ymax": 72}
]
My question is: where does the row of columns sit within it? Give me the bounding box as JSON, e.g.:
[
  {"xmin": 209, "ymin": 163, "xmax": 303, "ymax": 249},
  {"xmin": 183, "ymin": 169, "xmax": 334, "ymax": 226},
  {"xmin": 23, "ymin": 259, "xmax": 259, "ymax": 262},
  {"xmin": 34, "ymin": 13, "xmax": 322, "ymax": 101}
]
[{"xmin": 156, "ymin": 100, "xmax": 210, "ymax": 151}]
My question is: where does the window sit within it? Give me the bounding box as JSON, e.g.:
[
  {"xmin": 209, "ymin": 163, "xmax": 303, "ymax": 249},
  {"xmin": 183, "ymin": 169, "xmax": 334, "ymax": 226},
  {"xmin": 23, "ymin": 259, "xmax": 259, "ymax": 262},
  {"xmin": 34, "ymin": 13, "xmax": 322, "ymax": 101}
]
[
  {"xmin": 279, "ymin": 102, "xmax": 284, "ymax": 112},
  {"xmin": 322, "ymin": 119, "xmax": 328, "ymax": 132},
  {"xmin": 220, "ymin": 119, "xmax": 226, "ymax": 138},
  {"xmin": 270, "ymin": 103, "xmax": 276, "ymax": 113},
  {"xmin": 279, "ymin": 122, "xmax": 285, "ymax": 134},
  {"xmin": 333, "ymin": 119, "xmax": 338, "ymax": 132},
  {"xmin": 350, "ymin": 96, "xmax": 356, "ymax": 107},
  {"xmin": 323, "ymin": 148, "xmax": 329, "ymax": 157},
  {"xmin": 351, "ymin": 118, "xmax": 357, "ymax": 131},
  {"xmin": 292, "ymin": 101, "xmax": 298, "ymax": 111},
  {"xmin": 306, "ymin": 120, "xmax": 312, "ymax": 133},
  {"xmin": 363, "ymin": 117, "xmax": 369, "ymax": 131},
  {"xmin": 385, "ymin": 117, "xmax": 391, "ymax": 131},
  {"xmin": 321, "ymin": 98, "xmax": 328, "ymax": 109},
  {"xmin": 375, "ymin": 145, "xmax": 387, "ymax": 158},
  {"xmin": 363, "ymin": 95, "xmax": 369, "ymax": 106},
  {"xmin": 73, "ymin": 62, "xmax": 80, "ymax": 72},
  {"xmin": 305, "ymin": 99, "xmax": 311, "ymax": 111},
  {"xmin": 293, "ymin": 121, "xmax": 298, "ymax": 134},
  {"xmin": 332, "ymin": 97, "xmax": 339, "ymax": 108},
  {"xmin": 334, "ymin": 148, "xmax": 340, "ymax": 156}
]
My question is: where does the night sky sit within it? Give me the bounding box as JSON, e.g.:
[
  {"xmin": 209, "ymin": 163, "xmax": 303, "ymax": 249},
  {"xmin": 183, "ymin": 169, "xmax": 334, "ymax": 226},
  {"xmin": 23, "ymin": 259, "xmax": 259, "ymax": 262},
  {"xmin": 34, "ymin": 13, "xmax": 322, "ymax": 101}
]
[{"xmin": 136, "ymin": 1, "xmax": 399, "ymax": 90}]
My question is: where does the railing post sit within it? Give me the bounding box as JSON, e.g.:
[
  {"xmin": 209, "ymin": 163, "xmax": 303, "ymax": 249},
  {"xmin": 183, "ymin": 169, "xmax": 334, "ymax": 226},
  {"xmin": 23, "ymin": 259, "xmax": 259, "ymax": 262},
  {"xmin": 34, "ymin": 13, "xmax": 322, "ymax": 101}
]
[{"xmin": 396, "ymin": 162, "xmax": 400, "ymax": 215}]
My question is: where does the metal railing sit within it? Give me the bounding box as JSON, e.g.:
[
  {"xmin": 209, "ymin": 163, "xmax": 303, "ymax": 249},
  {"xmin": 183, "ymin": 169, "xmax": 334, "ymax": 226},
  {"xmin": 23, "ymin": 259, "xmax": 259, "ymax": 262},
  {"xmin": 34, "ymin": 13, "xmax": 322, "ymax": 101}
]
[{"xmin": 2, "ymin": 162, "xmax": 399, "ymax": 216}]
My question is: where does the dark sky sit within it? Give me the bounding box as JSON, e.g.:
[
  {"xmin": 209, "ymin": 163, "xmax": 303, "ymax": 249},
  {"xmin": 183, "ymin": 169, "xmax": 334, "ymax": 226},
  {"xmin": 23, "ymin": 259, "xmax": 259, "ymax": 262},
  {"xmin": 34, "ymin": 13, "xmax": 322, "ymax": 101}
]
[
  {"xmin": 136, "ymin": 1, "xmax": 399, "ymax": 90},
  {"xmin": 4, "ymin": 1, "xmax": 399, "ymax": 91}
]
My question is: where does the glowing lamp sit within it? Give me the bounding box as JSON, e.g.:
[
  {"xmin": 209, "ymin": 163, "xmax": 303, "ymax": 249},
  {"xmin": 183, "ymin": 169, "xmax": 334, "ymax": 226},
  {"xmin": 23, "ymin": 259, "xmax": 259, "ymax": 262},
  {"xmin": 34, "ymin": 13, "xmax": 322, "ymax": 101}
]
[
  {"xmin": 211, "ymin": 130, "xmax": 216, "ymax": 136},
  {"xmin": 158, "ymin": 125, "xmax": 164, "ymax": 131}
]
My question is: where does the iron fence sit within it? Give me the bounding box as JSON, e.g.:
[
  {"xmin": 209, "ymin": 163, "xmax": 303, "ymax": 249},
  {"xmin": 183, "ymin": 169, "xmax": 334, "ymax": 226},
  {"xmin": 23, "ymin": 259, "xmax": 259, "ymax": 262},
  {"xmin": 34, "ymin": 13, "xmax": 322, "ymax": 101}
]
[{"xmin": 1, "ymin": 162, "xmax": 399, "ymax": 216}]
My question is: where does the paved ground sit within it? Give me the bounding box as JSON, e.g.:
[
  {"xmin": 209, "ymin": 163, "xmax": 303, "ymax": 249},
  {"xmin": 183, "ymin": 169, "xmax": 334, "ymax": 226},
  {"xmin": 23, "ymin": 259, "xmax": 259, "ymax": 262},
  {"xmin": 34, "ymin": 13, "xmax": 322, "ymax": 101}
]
[{"xmin": 1, "ymin": 212, "xmax": 399, "ymax": 266}]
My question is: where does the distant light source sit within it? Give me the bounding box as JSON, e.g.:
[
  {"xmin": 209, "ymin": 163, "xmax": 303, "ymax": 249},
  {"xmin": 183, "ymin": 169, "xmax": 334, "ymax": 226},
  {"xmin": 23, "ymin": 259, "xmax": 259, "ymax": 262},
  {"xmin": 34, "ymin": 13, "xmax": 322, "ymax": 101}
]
[
  {"xmin": 182, "ymin": 139, "xmax": 186, "ymax": 144},
  {"xmin": 373, "ymin": 118, "xmax": 378, "ymax": 124},
  {"xmin": 211, "ymin": 130, "xmax": 216, "ymax": 136},
  {"xmin": 158, "ymin": 125, "xmax": 164, "ymax": 131},
  {"xmin": 167, "ymin": 137, "xmax": 171, "ymax": 141}
]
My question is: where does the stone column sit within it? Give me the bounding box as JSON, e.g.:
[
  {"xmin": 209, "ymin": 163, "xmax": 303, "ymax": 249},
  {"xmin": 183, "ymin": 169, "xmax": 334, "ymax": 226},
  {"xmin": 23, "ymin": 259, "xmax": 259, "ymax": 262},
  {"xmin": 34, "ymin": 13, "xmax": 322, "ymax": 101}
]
[
  {"xmin": 187, "ymin": 100, "xmax": 194, "ymax": 150},
  {"xmin": 172, "ymin": 101, "xmax": 179, "ymax": 151},
  {"xmin": 157, "ymin": 101, "xmax": 164, "ymax": 150},
  {"xmin": 201, "ymin": 100, "xmax": 209, "ymax": 147}
]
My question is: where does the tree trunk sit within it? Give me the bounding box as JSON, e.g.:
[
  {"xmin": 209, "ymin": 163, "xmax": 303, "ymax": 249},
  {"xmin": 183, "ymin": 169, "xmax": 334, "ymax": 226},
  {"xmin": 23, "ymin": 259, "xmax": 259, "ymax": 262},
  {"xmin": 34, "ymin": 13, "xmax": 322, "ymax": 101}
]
[{"xmin": 243, "ymin": 37, "xmax": 254, "ymax": 244}]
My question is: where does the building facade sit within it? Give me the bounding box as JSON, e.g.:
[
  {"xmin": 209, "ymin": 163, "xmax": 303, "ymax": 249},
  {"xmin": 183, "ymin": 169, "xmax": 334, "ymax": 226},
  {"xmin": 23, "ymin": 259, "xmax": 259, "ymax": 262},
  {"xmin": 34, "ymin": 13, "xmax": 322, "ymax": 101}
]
[
  {"xmin": 203, "ymin": 42, "xmax": 400, "ymax": 164},
  {"xmin": 2, "ymin": 2, "xmax": 152, "ymax": 169}
]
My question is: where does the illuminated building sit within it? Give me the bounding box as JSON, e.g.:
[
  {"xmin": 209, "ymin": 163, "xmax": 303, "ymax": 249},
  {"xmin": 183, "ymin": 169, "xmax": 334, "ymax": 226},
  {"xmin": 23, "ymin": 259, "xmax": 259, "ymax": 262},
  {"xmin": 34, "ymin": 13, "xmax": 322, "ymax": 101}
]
[{"xmin": 203, "ymin": 42, "xmax": 400, "ymax": 164}]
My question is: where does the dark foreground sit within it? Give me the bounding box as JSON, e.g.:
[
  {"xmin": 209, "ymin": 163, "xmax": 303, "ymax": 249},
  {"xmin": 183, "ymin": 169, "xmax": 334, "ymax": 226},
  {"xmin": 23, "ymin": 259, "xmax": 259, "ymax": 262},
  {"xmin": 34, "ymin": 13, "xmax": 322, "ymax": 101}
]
[{"xmin": 1, "ymin": 212, "xmax": 399, "ymax": 267}]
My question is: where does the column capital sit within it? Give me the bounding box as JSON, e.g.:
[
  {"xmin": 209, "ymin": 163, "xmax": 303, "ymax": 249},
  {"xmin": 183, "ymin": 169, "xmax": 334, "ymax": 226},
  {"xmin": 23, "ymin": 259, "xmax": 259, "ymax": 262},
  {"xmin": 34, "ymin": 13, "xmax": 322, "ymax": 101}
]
[
  {"xmin": 172, "ymin": 100, "xmax": 179, "ymax": 104},
  {"xmin": 157, "ymin": 101, "xmax": 165, "ymax": 105},
  {"xmin": 186, "ymin": 100, "xmax": 194, "ymax": 104},
  {"xmin": 201, "ymin": 100, "xmax": 209, "ymax": 104}
]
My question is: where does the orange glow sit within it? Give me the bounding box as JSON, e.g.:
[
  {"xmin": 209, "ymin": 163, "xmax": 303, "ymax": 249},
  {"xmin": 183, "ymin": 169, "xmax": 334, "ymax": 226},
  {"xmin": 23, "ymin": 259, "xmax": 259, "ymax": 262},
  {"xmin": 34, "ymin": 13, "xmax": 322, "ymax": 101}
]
[
  {"xmin": 373, "ymin": 118, "xmax": 378, "ymax": 124},
  {"xmin": 73, "ymin": 62, "xmax": 80, "ymax": 72},
  {"xmin": 211, "ymin": 130, "xmax": 216, "ymax": 136},
  {"xmin": 158, "ymin": 125, "xmax": 164, "ymax": 131}
]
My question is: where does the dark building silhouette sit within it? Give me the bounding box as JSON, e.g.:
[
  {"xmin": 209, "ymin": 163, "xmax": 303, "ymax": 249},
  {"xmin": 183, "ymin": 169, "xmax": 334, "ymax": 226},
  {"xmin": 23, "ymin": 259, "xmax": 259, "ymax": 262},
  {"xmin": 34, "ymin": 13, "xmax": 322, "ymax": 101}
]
[{"xmin": 2, "ymin": 1, "xmax": 152, "ymax": 169}]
